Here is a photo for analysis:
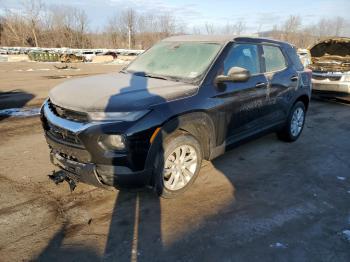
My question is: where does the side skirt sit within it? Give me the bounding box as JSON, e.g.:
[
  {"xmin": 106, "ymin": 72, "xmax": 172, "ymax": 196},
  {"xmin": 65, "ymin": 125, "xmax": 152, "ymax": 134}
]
[{"xmin": 209, "ymin": 121, "xmax": 285, "ymax": 160}]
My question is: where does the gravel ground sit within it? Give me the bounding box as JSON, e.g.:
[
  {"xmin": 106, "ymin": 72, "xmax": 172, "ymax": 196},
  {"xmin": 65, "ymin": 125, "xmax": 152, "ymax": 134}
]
[{"xmin": 0, "ymin": 63, "xmax": 349, "ymax": 261}]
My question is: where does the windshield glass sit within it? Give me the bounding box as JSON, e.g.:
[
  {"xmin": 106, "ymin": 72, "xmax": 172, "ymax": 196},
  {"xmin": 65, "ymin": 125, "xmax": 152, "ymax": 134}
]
[{"xmin": 126, "ymin": 42, "xmax": 222, "ymax": 82}]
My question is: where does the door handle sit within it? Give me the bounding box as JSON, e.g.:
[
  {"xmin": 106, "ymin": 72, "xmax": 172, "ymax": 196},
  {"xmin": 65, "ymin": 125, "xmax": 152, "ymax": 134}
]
[
  {"xmin": 255, "ymin": 82, "xmax": 267, "ymax": 88},
  {"xmin": 290, "ymin": 75, "xmax": 298, "ymax": 82}
]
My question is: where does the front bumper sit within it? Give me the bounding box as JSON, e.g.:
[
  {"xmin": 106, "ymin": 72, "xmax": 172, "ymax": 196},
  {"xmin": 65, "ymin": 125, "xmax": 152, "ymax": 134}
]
[
  {"xmin": 51, "ymin": 152, "xmax": 104, "ymax": 188},
  {"xmin": 41, "ymin": 100, "xmax": 153, "ymax": 189},
  {"xmin": 50, "ymin": 151, "xmax": 152, "ymax": 189},
  {"xmin": 312, "ymin": 79, "xmax": 350, "ymax": 95}
]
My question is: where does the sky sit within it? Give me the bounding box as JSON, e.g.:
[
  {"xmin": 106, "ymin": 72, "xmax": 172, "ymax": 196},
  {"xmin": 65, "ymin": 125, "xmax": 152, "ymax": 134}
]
[{"xmin": 1, "ymin": 0, "xmax": 350, "ymax": 33}]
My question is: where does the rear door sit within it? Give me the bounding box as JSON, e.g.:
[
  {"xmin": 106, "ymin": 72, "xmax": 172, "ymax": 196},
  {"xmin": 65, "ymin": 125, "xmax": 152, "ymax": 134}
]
[{"xmin": 261, "ymin": 44, "xmax": 298, "ymax": 122}]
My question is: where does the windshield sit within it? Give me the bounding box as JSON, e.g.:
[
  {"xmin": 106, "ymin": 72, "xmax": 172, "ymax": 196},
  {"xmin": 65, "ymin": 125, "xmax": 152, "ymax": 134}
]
[{"xmin": 126, "ymin": 42, "xmax": 222, "ymax": 82}]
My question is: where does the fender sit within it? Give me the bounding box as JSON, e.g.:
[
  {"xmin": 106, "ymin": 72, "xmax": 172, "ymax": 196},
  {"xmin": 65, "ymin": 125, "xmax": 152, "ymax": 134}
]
[{"xmin": 145, "ymin": 111, "xmax": 216, "ymax": 171}]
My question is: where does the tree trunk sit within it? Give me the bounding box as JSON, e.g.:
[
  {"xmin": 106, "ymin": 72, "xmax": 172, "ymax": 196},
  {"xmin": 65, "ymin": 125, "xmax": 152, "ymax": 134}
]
[{"xmin": 31, "ymin": 20, "xmax": 39, "ymax": 47}]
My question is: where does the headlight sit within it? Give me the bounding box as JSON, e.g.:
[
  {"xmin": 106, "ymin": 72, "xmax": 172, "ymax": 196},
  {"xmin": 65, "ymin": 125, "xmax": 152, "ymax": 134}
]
[
  {"xmin": 88, "ymin": 110, "xmax": 149, "ymax": 122},
  {"xmin": 342, "ymin": 73, "xmax": 350, "ymax": 82},
  {"xmin": 98, "ymin": 135, "xmax": 126, "ymax": 150}
]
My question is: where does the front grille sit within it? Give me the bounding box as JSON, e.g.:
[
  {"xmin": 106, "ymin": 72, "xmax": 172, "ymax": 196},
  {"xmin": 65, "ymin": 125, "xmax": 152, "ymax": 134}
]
[
  {"xmin": 48, "ymin": 100, "xmax": 88, "ymax": 122},
  {"xmin": 46, "ymin": 121, "xmax": 82, "ymax": 146},
  {"xmin": 46, "ymin": 135, "xmax": 91, "ymax": 163},
  {"xmin": 312, "ymin": 72, "xmax": 342, "ymax": 81}
]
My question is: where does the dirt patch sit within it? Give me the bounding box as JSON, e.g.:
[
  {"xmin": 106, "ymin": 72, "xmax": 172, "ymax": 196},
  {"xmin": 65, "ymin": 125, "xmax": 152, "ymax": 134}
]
[
  {"xmin": 0, "ymin": 62, "xmax": 123, "ymax": 109},
  {"xmin": 44, "ymin": 73, "xmax": 92, "ymax": 80}
]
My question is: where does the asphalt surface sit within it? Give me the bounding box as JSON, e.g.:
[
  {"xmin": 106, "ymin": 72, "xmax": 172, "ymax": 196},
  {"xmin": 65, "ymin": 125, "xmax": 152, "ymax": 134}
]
[{"xmin": 0, "ymin": 63, "xmax": 349, "ymax": 261}]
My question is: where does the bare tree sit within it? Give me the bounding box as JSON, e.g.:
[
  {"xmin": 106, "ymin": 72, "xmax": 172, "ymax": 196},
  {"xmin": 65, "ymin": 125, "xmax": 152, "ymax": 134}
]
[
  {"xmin": 106, "ymin": 14, "xmax": 122, "ymax": 48},
  {"xmin": 0, "ymin": 9, "xmax": 27, "ymax": 46},
  {"xmin": 192, "ymin": 26, "xmax": 201, "ymax": 35},
  {"xmin": 235, "ymin": 21, "xmax": 246, "ymax": 35},
  {"xmin": 1, "ymin": 2, "xmax": 349, "ymax": 50},
  {"xmin": 204, "ymin": 22, "xmax": 215, "ymax": 35},
  {"xmin": 283, "ymin": 15, "xmax": 301, "ymax": 43},
  {"xmin": 120, "ymin": 8, "xmax": 137, "ymax": 49},
  {"xmin": 0, "ymin": 16, "xmax": 4, "ymax": 44},
  {"xmin": 334, "ymin": 16, "xmax": 345, "ymax": 36},
  {"xmin": 74, "ymin": 9, "xmax": 89, "ymax": 48},
  {"xmin": 22, "ymin": 0, "xmax": 45, "ymax": 47}
]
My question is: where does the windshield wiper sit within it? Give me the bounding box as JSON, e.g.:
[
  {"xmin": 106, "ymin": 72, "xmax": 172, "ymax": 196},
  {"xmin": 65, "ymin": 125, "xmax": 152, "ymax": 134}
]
[
  {"xmin": 147, "ymin": 73, "xmax": 185, "ymax": 82},
  {"xmin": 131, "ymin": 71, "xmax": 181, "ymax": 82},
  {"xmin": 143, "ymin": 73, "xmax": 169, "ymax": 81}
]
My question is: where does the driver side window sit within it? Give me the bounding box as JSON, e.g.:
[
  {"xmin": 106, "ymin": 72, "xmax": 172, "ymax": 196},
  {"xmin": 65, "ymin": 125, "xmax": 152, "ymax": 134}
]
[{"xmin": 224, "ymin": 44, "xmax": 260, "ymax": 75}]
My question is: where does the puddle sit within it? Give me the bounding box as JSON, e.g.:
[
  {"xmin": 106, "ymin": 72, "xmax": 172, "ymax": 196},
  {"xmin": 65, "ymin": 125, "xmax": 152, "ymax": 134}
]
[{"xmin": 0, "ymin": 107, "xmax": 40, "ymax": 118}]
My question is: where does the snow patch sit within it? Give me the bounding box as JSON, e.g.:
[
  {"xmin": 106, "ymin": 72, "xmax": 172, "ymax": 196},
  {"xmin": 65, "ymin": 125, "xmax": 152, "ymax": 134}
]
[
  {"xmin": 0, "ymin": 108, "xmax": 40, "ymax": 117},
  {"xmin": 343, "ymin": 230, "xmax": 350, "ymax": 241},
  {"xmin": 269, "ymin": 242, "xmax": 287, "ymax": 249},
  {"xmin": 16, "ymin": 68, "xmax": 53, "ymax": 72}
]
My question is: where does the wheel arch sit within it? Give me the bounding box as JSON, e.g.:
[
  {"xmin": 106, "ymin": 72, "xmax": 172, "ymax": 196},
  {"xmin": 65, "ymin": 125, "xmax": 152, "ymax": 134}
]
[
  {"xmin": 162, "ymin": 111, "xmax": 216, "ymax": 160},
  {"xmin": 294, "ymin": 94, "xmax": 310, "ymax": 111}
]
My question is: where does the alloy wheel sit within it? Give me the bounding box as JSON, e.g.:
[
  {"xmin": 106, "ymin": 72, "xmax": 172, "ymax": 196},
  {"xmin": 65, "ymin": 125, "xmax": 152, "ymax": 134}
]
[
  {"xmin": 163, "ymin": 145, "xmax": 198, "ymax": 191},
  {"xmin": 290, "ymin": 107, "xmax": 305, "ymax": 137}
]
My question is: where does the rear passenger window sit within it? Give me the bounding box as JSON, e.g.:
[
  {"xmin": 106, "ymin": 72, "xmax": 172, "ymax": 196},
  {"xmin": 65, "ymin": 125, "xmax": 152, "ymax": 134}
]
[{"xmin": 263, "ymin": 45, "xmax": 286, "ymax": 72}]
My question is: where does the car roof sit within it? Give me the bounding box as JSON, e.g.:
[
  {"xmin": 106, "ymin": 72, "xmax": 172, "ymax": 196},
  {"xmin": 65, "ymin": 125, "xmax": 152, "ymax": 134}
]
[
  {"xmin": 162, "ymin": 35, "xmax": 236, "ymax": 44},
  {"xmin": 162, "ymin": 35, "xmax": 291, "ymax": 46}
]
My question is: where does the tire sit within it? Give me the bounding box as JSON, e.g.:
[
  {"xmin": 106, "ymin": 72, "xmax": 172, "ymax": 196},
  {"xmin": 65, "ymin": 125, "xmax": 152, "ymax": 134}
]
[
  {"xmin": 277, "ymin": 101, "xmax": 306, "ymax": 142},
  {"xmin": 154, "ymin": 131, "xmax": 203, "ymax": 198}
]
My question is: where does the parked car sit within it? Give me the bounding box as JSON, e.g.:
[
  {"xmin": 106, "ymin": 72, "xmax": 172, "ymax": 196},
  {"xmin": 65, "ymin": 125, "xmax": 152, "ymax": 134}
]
[
  {"xmin": 297, "ymin": 48, "xmax": 312, "ymax": 67},
  {"xmin": 60, "ymin": 53, "xmax": 85, "ymax": 63},
  {"xmin": 309, "ymin": 37, "xmax": 350, "ymax": 101},
  {"xmin": 0, "ymin": 48, "xmax": 7, "ymax": 55},
  {"xmin": 41, "ymin": 35, "xmax": 312, "ymax": 197},
  {"xmin": 81, "ymin": 51, "xmax": 96, "ymax": 62}
]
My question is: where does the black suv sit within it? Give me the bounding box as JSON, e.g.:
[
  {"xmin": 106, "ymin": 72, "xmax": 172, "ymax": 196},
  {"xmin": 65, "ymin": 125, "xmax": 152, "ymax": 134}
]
[{"xmin": 41, "ymin": 35, "xmax": 312, "ymax": 198}]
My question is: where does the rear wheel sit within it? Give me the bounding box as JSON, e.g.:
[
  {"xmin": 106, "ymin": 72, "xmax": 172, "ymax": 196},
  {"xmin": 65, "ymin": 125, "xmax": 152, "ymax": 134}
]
[
  {"xmin": 154, "ymin": 131, "xmax": 202, "ymax": 198},
  {"xmin": 277, "ymin": 101, "xmax": 306, "ymax": 142}
]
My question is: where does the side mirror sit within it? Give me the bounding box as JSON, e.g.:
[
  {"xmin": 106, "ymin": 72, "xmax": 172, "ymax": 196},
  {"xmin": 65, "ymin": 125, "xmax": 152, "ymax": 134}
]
[{"xmin": 215, "ymin": 67, "xmax": 251, "ymax": 85}]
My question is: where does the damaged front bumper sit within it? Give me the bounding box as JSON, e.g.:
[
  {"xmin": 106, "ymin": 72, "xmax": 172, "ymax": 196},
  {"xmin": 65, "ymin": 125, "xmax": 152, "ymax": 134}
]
[
  {"xmin": 41, "ymin": 100, "xmax": 153, "ymax": 190},
  {"xmin": 50, "ymin": 152, "xmax": 105, "ymax": 189},
  {"xmin": 49, "ymin": 150, "xmax": 152, "ymax": 190}
]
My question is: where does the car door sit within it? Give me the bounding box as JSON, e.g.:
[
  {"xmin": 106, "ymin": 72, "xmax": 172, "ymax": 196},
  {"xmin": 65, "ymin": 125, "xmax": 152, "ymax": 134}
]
[
  {"xmin": 261, "ymin": 44, "xmax": 298, "ymax": 123},
  {"xmin": 214, "ymin": 43, "xmax": 270, "ymax": 142}
]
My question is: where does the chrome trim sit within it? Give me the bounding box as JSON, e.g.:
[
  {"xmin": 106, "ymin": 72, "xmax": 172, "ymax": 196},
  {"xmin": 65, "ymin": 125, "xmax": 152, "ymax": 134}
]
[
  {"xmin": 43, "ymin": 101, "xmax": 102, "ymax": 133},
  {"xmin": 312, "ymin": 71, "xmax": 343, "ymax": 77}
]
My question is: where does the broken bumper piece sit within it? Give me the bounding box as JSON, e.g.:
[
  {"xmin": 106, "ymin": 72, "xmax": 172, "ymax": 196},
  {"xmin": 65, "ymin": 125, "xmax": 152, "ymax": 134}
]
[
  {"xmin": 49, "ymin": 152, "xmax": 152, "ymax": 190},
  {"xmin": 50, "ymin": 153, "xmax": 107, "ymax": 190},
  {"xmin": 49, "ymin": 170, "xmax": 78, "ymax": 192}
]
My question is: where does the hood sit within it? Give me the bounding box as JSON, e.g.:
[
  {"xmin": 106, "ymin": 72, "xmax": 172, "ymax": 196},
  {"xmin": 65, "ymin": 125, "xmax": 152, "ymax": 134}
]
[
  {"xmin": 49, "ymin": 73, "xmax": 198, "ymax": 112},
  {"xmin": 309, "ymin": 38, "xmax": 350, "ymax": 58},
  {"xmin": 308, "ymin": 38, "xmax": 350, "ymax": 72}
]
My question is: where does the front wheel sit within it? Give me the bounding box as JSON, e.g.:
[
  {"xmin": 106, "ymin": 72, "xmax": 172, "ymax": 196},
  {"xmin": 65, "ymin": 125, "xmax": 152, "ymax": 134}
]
[
  {"xmin": 154, "ymin": 131, "xmax": 202, "ymax": 198},
  {"xmin": 277, "ymin": 101, "xmax": 306, "ymax": 142}
]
